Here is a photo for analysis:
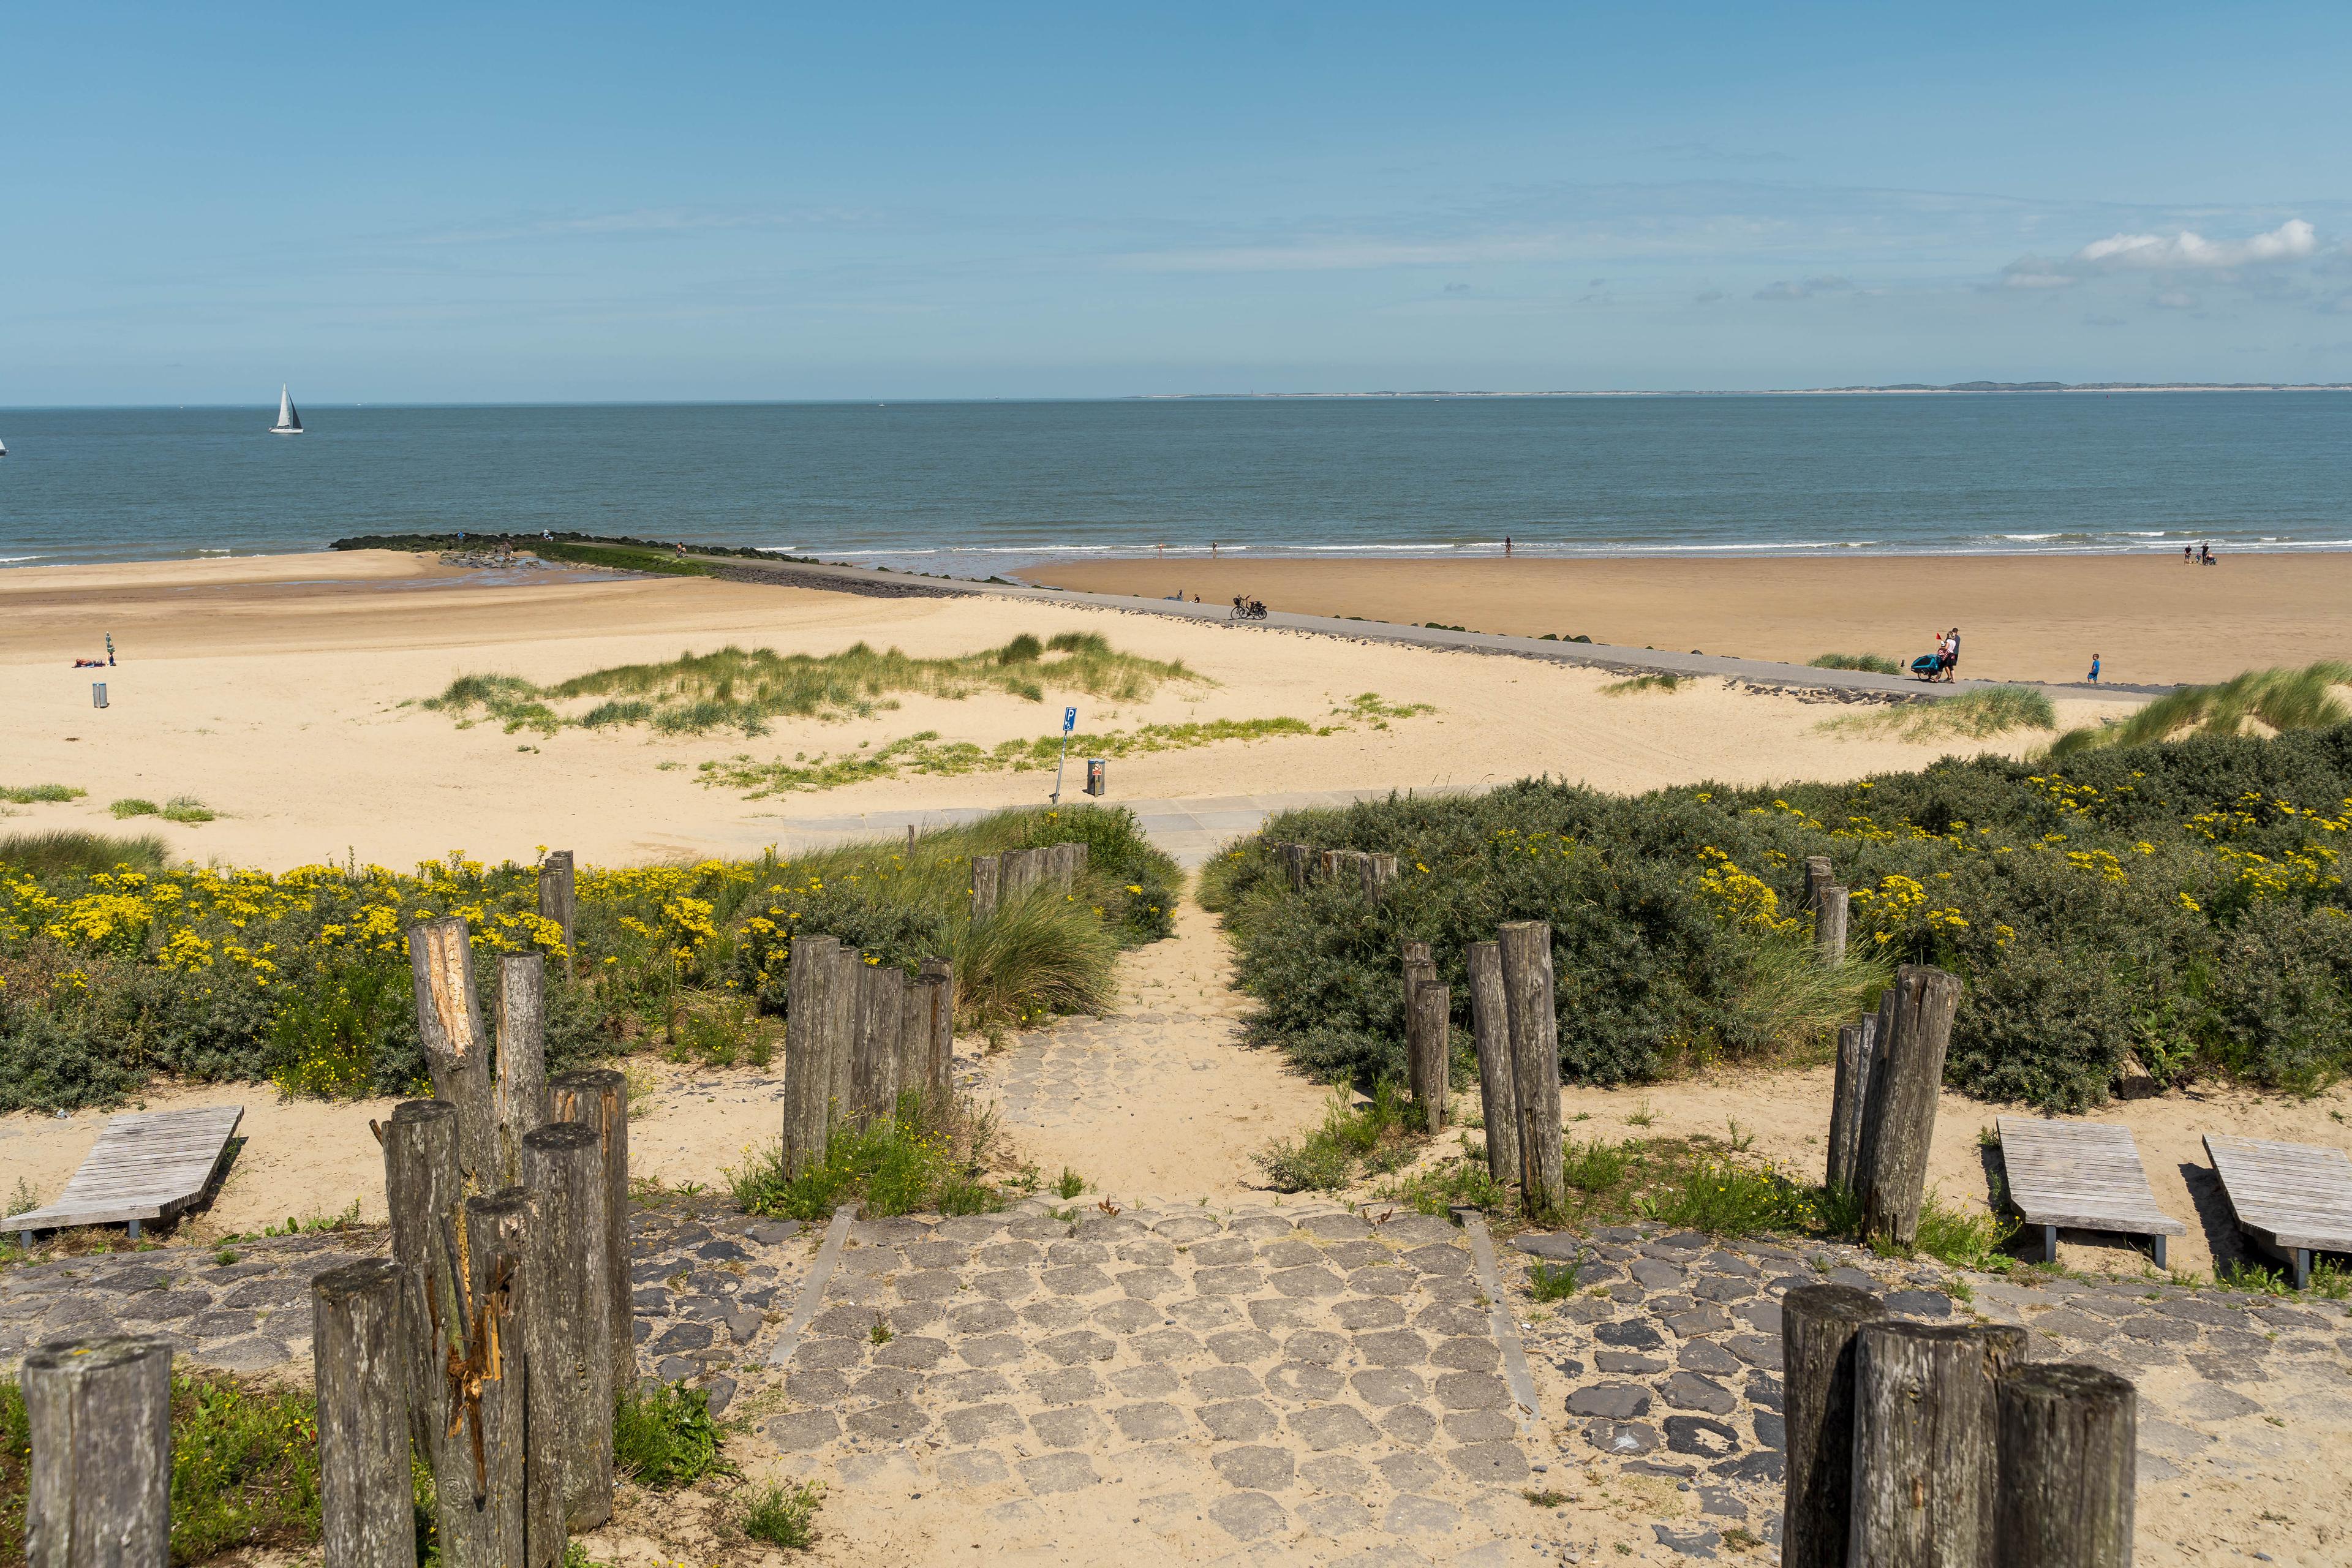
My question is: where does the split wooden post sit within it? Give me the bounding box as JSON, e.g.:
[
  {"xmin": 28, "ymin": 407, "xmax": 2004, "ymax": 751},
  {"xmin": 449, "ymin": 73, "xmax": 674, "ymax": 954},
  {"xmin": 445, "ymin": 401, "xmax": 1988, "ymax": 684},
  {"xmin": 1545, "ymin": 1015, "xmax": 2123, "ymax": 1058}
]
[
  {"xmin": 407, "ymin": 917, "xmax": 499, "ymax": 1185},
  {"xmin": 782, "ymin": 936, "xmax": 840, "ymax": 1175},
  {"xmin": 494, "ymin": 953, "xmax": 549, "ymax": 1187},
  {"xmin": 20, "ymin": 1336, "xmax": 173, "ymax": 1568},
  {"xmin": 1816, "ymin": 884, "xmax": 1849, "ymax": 968},
  {"xmin": 1850, "ymin": 1321, "xmax": 2028, "ymax": 1568},
  {"xmin": 1464, "ymin": 941, "xmax": 1520, "ymax": 1185},
  {"xmin": 537, "ymin": 850, "xmax": 576, "ymax": 973},
  {"xmin": 1400, "ymin": 941, "xmax": 1435, "ymax": 1102},
  {"xmin": 970, "ymin": 854, "xmax": 1000, "ymax": 920},
  {"xmin": 448, "ymin": 1191, "xmax": 528, "ymax": 1568},
  {"xmin": 852, "ymin": 962, "xmax": 905, "ymax": 1125},
  {"xmin": 919, "ymin": 958, "xmax": 955, "ymax": 1105},
  {"xmin": 1803, "ymin": 854, "xmax": 1835, "ymax": 916},
  {"xmin": 382, "ymin": 1098, "xmax": 464, "ymax": 1449},
  {"xmin": 1498, "ymin": 921, "xmax": 1565, "ymax": 1215},
  {"xmin": 1781, "ymin": 1283, "xmax": 1887, "ymax": 1568},
  {"xmin": 1826, "ymin": 1013, "xmax": 1878, "ymax": 1193},
  {"xmin": 1994, "ymin": 1363, "xmax": 2137, "ymax": 1568},
  {"xmin": 313, "ymin": 1260, "xmax": 419, "ymax": 1568},
  {"xmin": 1859, "ymin": 964, "xmax": 1965, "ymax": 1248},
  {"xmin": 823, "ymin": 944, "xmax": 863, "ymax": 1132},
  {"xmin": 1319, "ymin": 848, "xmax": 1348, "ymax": 884},
  {"xmin": 549, "ymin": 1066, "xmax": 631, "ymax": 1403},
  {"xmin": 1409, "ymin": 978, "xmax": 1449, "ymax": 1134},
  {"xmin": 521, "ymin": 1122, "xmax": 614, "ymax": 1531}
]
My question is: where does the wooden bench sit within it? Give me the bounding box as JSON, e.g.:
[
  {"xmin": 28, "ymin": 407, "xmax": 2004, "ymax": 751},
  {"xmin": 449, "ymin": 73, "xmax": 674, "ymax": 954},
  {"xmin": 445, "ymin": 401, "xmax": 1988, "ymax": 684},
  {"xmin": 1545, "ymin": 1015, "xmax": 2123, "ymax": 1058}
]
[
  {"xmin": 2204, "ymin": 1133, "xmax": 2352, "ymax": 1289},
  {"xmin": 1996, "ymin": 1116, "xmax": 2185, "ymax": 1267},
  {"xmin": 12, "ymin": 1105, "xmax": 245, "ymax": 1246}
]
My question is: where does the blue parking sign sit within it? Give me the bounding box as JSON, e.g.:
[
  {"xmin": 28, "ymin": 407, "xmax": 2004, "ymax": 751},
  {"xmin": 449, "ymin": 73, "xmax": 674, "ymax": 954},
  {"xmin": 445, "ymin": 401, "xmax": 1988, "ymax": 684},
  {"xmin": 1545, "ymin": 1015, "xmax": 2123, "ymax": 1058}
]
[{"xmin": 1063, "ymin": 707, "xmax": 1077, "ymax": 733}]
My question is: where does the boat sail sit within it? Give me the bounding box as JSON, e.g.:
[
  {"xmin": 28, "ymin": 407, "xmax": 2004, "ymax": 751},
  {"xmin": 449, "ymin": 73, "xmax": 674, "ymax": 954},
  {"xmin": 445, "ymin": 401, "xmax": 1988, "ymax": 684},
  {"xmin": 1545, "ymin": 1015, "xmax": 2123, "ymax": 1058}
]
[{"xmin": 270, "ymin": 385, "xmax": 303, "ymax": 435}]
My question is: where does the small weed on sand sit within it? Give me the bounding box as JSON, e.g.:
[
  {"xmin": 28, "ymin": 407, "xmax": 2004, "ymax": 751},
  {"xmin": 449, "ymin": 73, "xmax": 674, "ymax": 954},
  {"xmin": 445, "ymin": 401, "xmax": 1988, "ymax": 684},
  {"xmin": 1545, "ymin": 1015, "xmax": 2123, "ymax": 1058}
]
[
  {"xmin": 742, "ymin": 1480, "xmax": 824, "ymax": 1550},
  {"xmin": 1255, "ymin": 1082, "xmax": 1415, "ymax": 1192},
  {"xmin": 613, "ymin": 1382, "xmax": 728, "ymax": 1488},
  {"xmin": 110, "ymin": 794, "xmax": 217, "ymax": 824},
  {"xmin": 1602, "ymin": 673, "xmax": 1682, "ymax": 696},
  {"xmin": 0, "ymin": 784, "xmax": 85, "ymax": 804}
]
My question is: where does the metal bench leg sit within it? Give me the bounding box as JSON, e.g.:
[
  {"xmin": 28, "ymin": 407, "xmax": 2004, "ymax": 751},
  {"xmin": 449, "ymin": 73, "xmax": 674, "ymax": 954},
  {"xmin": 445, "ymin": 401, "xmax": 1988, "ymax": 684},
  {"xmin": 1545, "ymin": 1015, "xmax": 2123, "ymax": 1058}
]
[
  {"xmin": 2043, "ymin": 1225, "xmax": 2058, "ymax": 1264},
  {"xmin": 17, "ymin": 1230, "xmax": 29, "ymax": 1251},
  {"xmin": 2296, "ymin": 1249, "xmax": 2312, "ymax": 1291},
  {"xmin": 127, "ymin": 1218, "xmax": 141, "ymax": 1241},
  {"xmin": 2150, "ymin": 1233, "xmax": 2167, "ymax": 1270}
]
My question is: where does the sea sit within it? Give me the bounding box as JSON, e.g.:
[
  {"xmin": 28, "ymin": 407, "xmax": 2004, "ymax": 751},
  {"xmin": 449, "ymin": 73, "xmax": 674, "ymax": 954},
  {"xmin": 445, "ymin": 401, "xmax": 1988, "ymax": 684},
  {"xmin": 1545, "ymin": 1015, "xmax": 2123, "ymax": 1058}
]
[{"xmin": 1, "ymin": 393, "xmax": 2346, "ymax": 576}]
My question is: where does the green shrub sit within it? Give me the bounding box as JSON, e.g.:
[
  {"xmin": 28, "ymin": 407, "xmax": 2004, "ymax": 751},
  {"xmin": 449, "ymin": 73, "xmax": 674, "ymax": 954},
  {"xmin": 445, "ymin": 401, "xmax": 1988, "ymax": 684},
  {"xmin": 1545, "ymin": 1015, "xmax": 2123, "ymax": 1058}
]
[
  {"xmin": 1810, "ymin": 653, "xmax": 1904, "ymax": 676},
  {"xmin": 1253, "ymin": 1084, "xmax": 1415, "ymax": 1192},
  {"xmin": 742, "ymin": 1481, "xmax": 824, "ymax": 1550},
  {"xmin": 0, "ymin": 783, "xmax": 85, "ymax": 804},
  {"xmin": 160, "ymin": 796, "xmax": 219, "ymax": 824},
  {"xmin": 1217, "ymin": 723, "xmax": 2352, "ymax": 1109},
  {"xmin": 728, "ymin": 1097, "xmax": 1003, "ymax": 1221},
  {"xmin": 612, "ymin": 1382, "xmax": 726, "ymax": 1488},
  {"xmin": 110, "ymin": 796, "xmax": 162, "ymax": 819}
]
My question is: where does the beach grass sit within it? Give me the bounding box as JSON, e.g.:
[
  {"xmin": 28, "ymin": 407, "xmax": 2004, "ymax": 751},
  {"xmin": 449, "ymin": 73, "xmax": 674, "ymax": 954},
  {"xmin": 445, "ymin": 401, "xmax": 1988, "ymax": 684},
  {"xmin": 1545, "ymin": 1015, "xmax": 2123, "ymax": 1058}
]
[
  {"xmin": 1820, "ymin": 685, "xmax": 2056, "ymax": 742},
  {"xmin": 1809, "ymin": 652, "xmax": 1905, "ymax": 676},
  {"xmin": 0, "ymin": 828, "xmax": 172, "ymax": 875},
  {"xmin": 1602, "ymin": 673, "xmax": 1683, "ymax": 696},
  {"xmin": 424, "ymin": 632, "xmax": 1207, "ymax": 737},
  {"xmin": 698, "ymin": 715, "xmax": 1316, "ymax": 797},
  {"xmin": 0, "ymin": 784, "xmax": 85, "ymax": 805},
  {"xmin": 2050, "ymin": 661, "xmax": 2352, "ymax": 757},
  {"xmin": 109, "ymin": 795, "xmax": 217, "ymax": 824}
]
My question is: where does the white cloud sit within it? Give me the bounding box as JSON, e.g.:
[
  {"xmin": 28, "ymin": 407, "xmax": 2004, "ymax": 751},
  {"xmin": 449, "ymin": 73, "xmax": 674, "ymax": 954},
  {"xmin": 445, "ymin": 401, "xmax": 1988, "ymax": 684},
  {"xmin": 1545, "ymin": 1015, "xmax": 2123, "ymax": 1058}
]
[{"xmin": 2074, "ymin": 219, "xmax": 2316, "ymax": 271}]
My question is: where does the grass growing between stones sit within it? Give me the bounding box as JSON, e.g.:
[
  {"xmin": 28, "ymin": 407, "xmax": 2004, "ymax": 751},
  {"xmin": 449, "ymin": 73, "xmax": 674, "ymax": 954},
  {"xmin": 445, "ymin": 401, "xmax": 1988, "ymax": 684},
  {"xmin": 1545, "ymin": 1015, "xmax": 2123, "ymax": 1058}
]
[
  {"xmin": 1819, "ymin": 685, "xmax": 2056, "ymax": 742},
  {"xmin": 612, "ymin": 1382, "xmax": 729, "ymax": 1488},
  {"xmin": 728, "ymin": 1096, "xmax": 1006, "ymax": 1222},
  {"xmin": 424, "ymin": 631, "xmax": 1205, "ymax": 737},
  {"xmin": 741, "ymin": 1480, "xmax": 824, "ymax": 1550}
]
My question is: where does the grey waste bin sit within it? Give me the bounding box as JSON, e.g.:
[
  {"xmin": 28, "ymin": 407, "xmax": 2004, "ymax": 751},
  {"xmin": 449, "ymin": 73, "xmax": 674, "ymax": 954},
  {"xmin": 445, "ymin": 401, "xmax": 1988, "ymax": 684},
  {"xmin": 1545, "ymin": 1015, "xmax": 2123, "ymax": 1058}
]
[{"xmin": 1084, "ymin": 759, "xmax": 1106, "ymax": 797}]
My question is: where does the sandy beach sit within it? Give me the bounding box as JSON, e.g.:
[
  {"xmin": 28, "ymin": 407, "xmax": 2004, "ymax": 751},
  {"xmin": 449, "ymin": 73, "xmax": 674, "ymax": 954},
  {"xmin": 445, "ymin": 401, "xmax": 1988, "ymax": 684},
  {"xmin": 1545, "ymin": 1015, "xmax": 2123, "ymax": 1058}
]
[
  {"xmin": 1023, "ymin": 552, "xmax": 2352, "ymax": 687},
  {"xmin": 0, "ymin": 549, "xmax": 2145, "ymax": 872}
]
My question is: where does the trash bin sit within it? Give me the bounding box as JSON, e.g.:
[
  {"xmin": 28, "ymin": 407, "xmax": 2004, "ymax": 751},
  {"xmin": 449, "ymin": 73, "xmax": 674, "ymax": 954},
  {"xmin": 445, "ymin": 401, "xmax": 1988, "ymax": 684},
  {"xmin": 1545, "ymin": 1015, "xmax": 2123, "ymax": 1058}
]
[
  {"xmin": 1084, "ymin": 759, "xmax": 1106, "ymax": 797},
  {"xmin": 92, "ymin": 682, "xmax": 108, "ymax": 709}
]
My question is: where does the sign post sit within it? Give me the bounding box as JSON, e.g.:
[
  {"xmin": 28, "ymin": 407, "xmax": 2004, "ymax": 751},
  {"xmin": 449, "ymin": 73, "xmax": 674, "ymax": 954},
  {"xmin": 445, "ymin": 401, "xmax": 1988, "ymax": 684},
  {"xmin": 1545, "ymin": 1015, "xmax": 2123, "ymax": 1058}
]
[{"xmin": 1050, "ymin": 706, "xmax": 1076, "ymax": 804}]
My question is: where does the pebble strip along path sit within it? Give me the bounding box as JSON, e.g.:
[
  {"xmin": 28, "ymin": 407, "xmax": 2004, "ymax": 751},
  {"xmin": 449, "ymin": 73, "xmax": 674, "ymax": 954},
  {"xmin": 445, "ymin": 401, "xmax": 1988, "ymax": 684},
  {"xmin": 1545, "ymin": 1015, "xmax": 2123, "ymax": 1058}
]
[{"xmin": 6, "ymin": 1194, "xmax": 2351, "ymax": 1562}]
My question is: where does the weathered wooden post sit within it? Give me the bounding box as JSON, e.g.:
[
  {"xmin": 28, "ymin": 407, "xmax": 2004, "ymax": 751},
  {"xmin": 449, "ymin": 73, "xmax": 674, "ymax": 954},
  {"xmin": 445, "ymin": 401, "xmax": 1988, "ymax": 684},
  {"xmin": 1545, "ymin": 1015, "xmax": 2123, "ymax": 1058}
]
[
  {"xmin": 382, "ymin": 1098, "xmax": 464, "ymax": 1448},
  {"xmin": 537, "ymin": 850, "xmax": 576, "ymax": 971},
  {"xmin": 1279, "ymin": 842, "xmax": 1310, "ymax": 891},
  {"xmin": 782, "ymin": 936, "xmax": 839, "ymax": 1174},
  {"xmin": 1994, "ymin": 1363, "xmax": 2136, "ymax": 1568},
  {"xmin": 1803, "ymin": 854, "xmax": 1835, "ymax": 916},
  {"xmin": 896, "ymin": 970, "xmax": 932, "ymax": 1115},
  {"xmin": 21, "ymin": 1336, "xmax": 173, "ymax": 1568},
  {"xmin": 407, "ymin": 916, "xmax": 499, "ymax": 1185},
  {"xmin": 495, "ymin": 952, "xmax": 549, "ymax": 1186},
  {"xmin": 1816, "ymin": 884, "xmax": 1849, "ymax": 967},
  {"xmin": 1409, "ymin": 979, "xmax": 1449, "ymax": 1134},
  {"xmin": 549, "ymin": 1066, "xmax": 631, "ymax": 1403},
  {"xmin": 852, "ymin": 962, "xmax": 905, "ymax": 1126},
  {"xmin": 1498, "ymin": 921, "xmax": 1564, "ymax": 1215},
  {"xmin": 970, "ymin": 854, "xmax": 1000, "ymax": 920},
  {"xmin": 1071, "ymin": 842, "xmax": 1089, "ymax": 877},
  {"xmin": 1826, "ymin": 1013, "xmax": 1877, "ymax": 1193},
  {"xmin": 1850, "ymin": 1322, "xmax": 2027, "ymax": 1568},
  {"xmin": 1782, "ymin": 1283, "xmax": 1886, "ymax": 1568},
  {"xmin": 522, "ymin": 1122, "xmax": 614, "ymax": 1530},
  {"xmin": 1050, "ymin": 842, "xmax": 1079, "ymax": 891},
  {"xmin": 1364, "ymin": 851, "xmax": 1398, "ymax": 899},
  {"xmin": 1400, "ymin": 941, "xmax": 1435, "ymax": 1102},
  {"xmin": 1464, "ymin": 941, "xmax": 1520, "ymax": 1185},
  {"xmin": 447, "ymin": 1191, "xmax": 527, "ymax": 1568},
  {"xmin": 314, "ymin": 1259, "xmax": 419, "ymax": 1568},
  {"xmin": 1319, "ymin": 848, "xmax": 1348, "ymax": 884},
  {"xmin": 920, "ymin": 957, "xmax": 955, "ymax": 1105},
  {"xmin": 1002, "ymin": 847, "xmax": 1037, "ymax": 898},
  {"xmin": 824, "ymin": 944, "xmax": 863, "ymax": 1131},
  {"xmin": 1859, "ymin": 964, "xmax": 1964, "ymax": 1247}
]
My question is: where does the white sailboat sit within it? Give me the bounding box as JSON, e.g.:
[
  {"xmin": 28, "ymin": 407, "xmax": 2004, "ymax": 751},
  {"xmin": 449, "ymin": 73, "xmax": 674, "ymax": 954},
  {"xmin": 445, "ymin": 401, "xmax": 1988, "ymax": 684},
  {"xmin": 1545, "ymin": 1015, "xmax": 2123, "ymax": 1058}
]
[{"xmin": 270, "ymin": 385, "xmax": 303, "ymax": 435}]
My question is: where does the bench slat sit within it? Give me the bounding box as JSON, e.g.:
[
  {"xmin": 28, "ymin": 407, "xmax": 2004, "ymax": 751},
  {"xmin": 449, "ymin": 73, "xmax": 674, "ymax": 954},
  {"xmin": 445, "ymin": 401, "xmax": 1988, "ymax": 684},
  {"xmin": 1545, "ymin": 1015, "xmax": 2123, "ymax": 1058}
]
[
  {"xmin": 2204, "ymin": 1134, "xmax": 2352, "ymax": 1254},
  {"xmin": 1997, "ymin": 1117, "xmax": 2185, "ymax": 1237}
]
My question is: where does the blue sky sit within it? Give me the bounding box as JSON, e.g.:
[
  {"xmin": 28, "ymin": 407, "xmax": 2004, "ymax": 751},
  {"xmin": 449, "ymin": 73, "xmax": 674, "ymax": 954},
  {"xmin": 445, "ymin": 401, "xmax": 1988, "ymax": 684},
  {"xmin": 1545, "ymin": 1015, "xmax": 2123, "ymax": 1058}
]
[{"xmin": 7, "ymin": 2, "xmax": 2351, "ymax": 401}]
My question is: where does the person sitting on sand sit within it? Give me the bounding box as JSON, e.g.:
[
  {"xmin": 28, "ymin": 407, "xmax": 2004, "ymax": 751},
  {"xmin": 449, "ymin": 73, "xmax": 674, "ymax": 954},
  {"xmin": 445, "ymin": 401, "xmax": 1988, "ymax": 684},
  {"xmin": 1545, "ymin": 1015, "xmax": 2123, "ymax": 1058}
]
[
  {"xmin": 2184, "ymin": 546, "xmax": 2194, "ymax": 565},
  {"xmin": 2087, "ymin": 654, "xmax": 2101, "ymax": 683}
]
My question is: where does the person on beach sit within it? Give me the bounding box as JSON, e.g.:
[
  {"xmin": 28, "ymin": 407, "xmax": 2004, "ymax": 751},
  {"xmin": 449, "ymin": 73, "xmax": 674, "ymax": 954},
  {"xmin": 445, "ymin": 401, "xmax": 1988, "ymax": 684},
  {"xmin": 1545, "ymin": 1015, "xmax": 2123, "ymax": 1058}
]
[
  {"xmin": 2184, "ymin": 545, "xmax": 2194, "ymax": 565},
  {"xmin": 2087, "ymin": 654, "xmax": 2101, "ymax": 683},
  {"xmin": 1943, "ymin": 627, "xmax": 1961, "ymax": 682},
  {"xmin": 1504, "ymin": 535, "xmax": 1513, "ymax": 557}
]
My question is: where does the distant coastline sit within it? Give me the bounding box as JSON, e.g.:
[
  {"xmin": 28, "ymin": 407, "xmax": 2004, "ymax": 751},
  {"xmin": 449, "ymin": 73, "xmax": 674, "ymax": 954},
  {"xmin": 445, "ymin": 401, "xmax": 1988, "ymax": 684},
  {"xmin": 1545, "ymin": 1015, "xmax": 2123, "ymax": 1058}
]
[{"xmin": 1134, "ymin": 381, "xmax": 2352, "ymax": 399}]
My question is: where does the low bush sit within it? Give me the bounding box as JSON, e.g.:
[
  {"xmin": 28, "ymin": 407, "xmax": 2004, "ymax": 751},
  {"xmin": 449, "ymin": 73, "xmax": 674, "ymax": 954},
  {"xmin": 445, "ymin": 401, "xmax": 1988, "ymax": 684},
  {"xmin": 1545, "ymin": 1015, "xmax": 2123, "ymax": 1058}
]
[
  {"xmin": 728, "ymin": 1096, "xmax": 1005, "ymax": 1221},
  {"xmin": 1254, "ymin": 1082, "xmax": 1415, "ymax": 1192},
  {"xmin": 1810, "ymin": 653, "xmax": 1904, "ymax": 676},
  {"xmin": 1213, "ymin": 723, "xmax": 2352, "ymax": 1109},
  {"xmin": 612, "ymin": 1381, "xmax": 726, "ymax": 1488},
  {"xmin": 742, "ymin": 1481, "xmax": 824, "ymax": 1550}
]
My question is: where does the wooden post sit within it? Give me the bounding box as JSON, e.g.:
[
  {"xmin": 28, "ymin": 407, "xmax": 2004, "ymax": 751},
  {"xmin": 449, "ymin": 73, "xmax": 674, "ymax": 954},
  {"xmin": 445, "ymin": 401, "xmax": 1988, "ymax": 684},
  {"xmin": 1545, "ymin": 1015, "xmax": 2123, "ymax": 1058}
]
[
  {"xmin": 1001, "ymin": 847, "xmax": 1036, "ymax": 898},
  {"xmin": 1852, "ymin": 985, "xmax": 1899, "ymax": 1204},
  {"xmin": 1050, "ymin": 842, "xmax": 1079, "ymax": 891},
  {"xmin": 782, "ymin": 936, "xmax": 839, "ymax": 1175},
  {"xmin": 1860, "ymin": 964, "xmax": 1964, "ymax": 1248},
  {"xmin": 1803, "ymin": 854, "xmax": 1835, "ymax": 916},
  {"xmin": 451, "ymin": 1191, "xmax": 528, "ymax": 1568},
  {"xmin": 407, "ymin": 916, "xmax": 499, "ymax": 1186},
  {"xmin": 1826, "ymin": 1012, "xmax": 1877, "ymax": 1193},
  {"xmin": 1071, "ymin": 842, "xmax": 1088, "ymax": 877},
  {"xmin": 1409, "ymin": 979, "xmax": 1449, "ymax": 1134},
  {"xmin": 1465, "ymin": 941, "xmax": 1520, "ymax": 1185},
  {"xmin": 906, "ymin": 823, "xmax": 916, "ymax": 853},
  {"xmin": 897, "ymin": 971, "xmax": 931, "ymax": 1115},
  {"xmin": 537, "ymin": 850, "xmax": 576, "ymax": 971},
  {"xmin": 1817, "ymin": 884, "xmax": 1849, "ymax": 968},
  {"xmin": 382, "ymin": 1098, "xmax": 464, "ymax": 1449},
  {"xmin": 1498, "ymin": 921, "xmax": 1564, "ymax": 1215},
  {"xmin": 522, "ymin": 1123, "xmax": 614, "ymax": 1531},
  {"xmin": 851, "ymin": 962, "xmax": 904, "ymax": 1126},
  {"xmin": 313, "ymin": 1260, "xmax": 419, "ymax": 1568},
  {"xmin": 1280, "ymin": 842, "xmax": 1310, "ymax": 891},
  {"xmin": 494, "ymin": 953, "xmax": 549, "ymax": 1187},
  {"xmin": 21, "ymin": 1336, "xmax": 172, "ymax": 1568},
  {"xmin": 1781, "ymin": 1283, "xmax": 1887, "ymax": 1568},
  {"xmin": 1401, "ymin": 943, "xmax": 1435, "ymax": 1102},
  {"xmin": 1850, "ymin": 1322, "xmax": 2027, "ymax": 1568},
  {"xmin": 1365, "ymin": 852, "xmax": 1398, "ymax": 899},
  {"xmin": 1994, "ymin": 1363, "xmax": 2136, "ymax": 1568},
  {"xmin": 824, "ymin": 944, "xmax": 862, "ymax": 1133},
  {"xmin": 549, "ymin": 1066, "xmax": 631, "ymax": 1403},
  {"xmin": 1319, "ymin": 848, "xmax": 1347, "ymax": 884},
  {"xmin": 970, "ymin": 854, "xmax": 1000, "ymax": 920},
  {"xmin": 920, "ymin": 957, "xmax": 954, "ymax": 1105}
]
